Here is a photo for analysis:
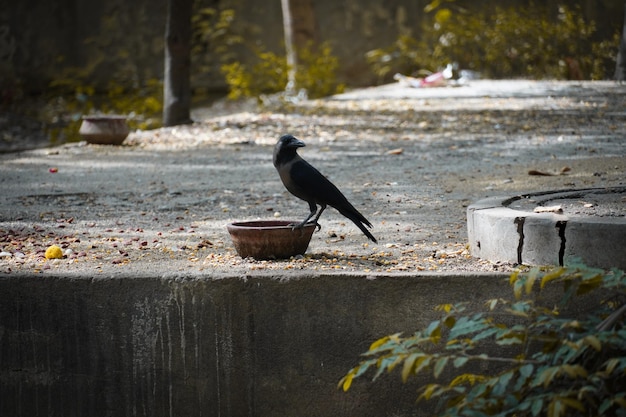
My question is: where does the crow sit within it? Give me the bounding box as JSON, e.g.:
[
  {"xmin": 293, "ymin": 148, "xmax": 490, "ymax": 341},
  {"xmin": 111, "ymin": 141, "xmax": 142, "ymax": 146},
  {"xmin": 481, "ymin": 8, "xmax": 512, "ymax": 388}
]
[{"xmin": 273, "ymin": 134, "xmax": 377, "ymax": 243}]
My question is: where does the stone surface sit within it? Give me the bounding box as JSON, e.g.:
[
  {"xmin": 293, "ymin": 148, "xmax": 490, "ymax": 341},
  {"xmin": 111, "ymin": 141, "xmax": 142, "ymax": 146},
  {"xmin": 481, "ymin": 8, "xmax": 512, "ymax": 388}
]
[{"xmin": 467, "ymin": 187, "xmax": 626, "ymax": 269}]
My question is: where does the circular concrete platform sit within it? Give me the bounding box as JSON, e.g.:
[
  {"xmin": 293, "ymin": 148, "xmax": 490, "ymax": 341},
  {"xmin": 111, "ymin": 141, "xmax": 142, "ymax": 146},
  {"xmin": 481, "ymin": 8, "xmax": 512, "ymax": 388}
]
[{"xmin": 467, "ymin": 187, "xmax": 626, "ymax": 270}]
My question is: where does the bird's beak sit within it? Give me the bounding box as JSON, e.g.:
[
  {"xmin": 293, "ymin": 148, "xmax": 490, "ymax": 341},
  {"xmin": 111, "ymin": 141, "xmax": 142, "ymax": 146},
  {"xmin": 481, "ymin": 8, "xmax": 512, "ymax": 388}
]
[{"xmin": 291, "ymin": 138, "xmax": 306, "ymax": 148}]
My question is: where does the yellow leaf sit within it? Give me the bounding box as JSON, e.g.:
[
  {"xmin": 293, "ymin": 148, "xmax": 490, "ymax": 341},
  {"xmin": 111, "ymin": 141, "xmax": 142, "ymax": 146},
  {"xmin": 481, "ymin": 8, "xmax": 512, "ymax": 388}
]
[
  {"xmin": 437, "ymin": 304, "xmax": 453, "ymax": 313},
  {"xmin": 614, "ymin": 397, "xmax": 626, "ymax": 408},
  {"xmin": 418, "ymin": 384, "xmax": 440, "ymax": 401},
  {"xmin": 540, "ymin": 267, "xmax": 566, "ymax": 289},
  {"xmin": 486, "ymin": 299, "xmax": 499, "ymax": 311},
  {"xmin": 548, "ymin": 397, "xmax": 564, "ymax": 417},
  {"xmin": 562, "ymin": 364, "xmax": 588, "ymax": 379},
  {"xmin": 525, "ymin": 271, "xmax": 537, "ymax": 295},
  {"xmin": 341, "ymin": 373, "xmax": 353, "ymax": 392},
  {"xmin": 429, "ymin": 325, "xmax": 441, "ymax": 343},
  {"xmin": 513, "ymin": 279, "xmax": 523, "ymax": 300},
  {"xmin": 401, "ymin": 353, "xmax": 419, "ymax": 382},
  {"xmin": 434, "ymin": 8, "xmax": 452, "ymax": 24},
  {"xmin": 509, "ymin": 270, "xmax": 520, "ymax": 285},
  {"xmin": 449, "ymin": 373, "xmax": 484, "ymax": 387},
  {"xmin": 561, "ymin": 397, "xmax": 585, "ymax": 413},
  {"xmin": 583, "ymin": 335, "xmax": 601, "ymax": 352},
  {"xmin": 369, "ymin": 336, "xmax": 390, "ymax": 351},
  {"xmin": 604, "ymin": 358, "xmax": 619, "ymax": 374},
  {"xmin": 541, "ymin": 366, "xmax": 560, "ymax": 389}
]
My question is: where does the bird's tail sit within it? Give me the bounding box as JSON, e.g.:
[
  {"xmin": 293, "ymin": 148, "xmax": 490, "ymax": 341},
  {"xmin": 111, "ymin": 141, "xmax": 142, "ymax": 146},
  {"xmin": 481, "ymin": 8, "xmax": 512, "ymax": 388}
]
[{"xmin": 340, "ymin": 208, "xmax": 377, "ymax": 243}]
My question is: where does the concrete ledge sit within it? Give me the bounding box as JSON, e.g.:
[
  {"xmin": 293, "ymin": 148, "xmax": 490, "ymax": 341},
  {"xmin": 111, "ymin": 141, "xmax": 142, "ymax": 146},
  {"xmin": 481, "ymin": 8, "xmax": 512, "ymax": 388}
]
[
  {"xmin": 467, "ymin": 187, "xmax": 626, "ymax": 269},
  {"xmin": 0, "ymin": 272, "xmax": 516, "ymax": 417}
]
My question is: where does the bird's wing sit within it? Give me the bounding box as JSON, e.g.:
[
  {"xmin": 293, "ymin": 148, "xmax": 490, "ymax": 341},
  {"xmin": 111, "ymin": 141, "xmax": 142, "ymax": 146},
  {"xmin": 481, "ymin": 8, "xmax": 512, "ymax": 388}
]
[{"xmin": 289, "ymin": 160, "xmax": 349, "ymax": 207}]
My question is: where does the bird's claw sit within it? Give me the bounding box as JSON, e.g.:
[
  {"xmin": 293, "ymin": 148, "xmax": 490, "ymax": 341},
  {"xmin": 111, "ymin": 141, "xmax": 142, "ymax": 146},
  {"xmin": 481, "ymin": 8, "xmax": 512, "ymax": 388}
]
[
  {"xmin": 308, "ymin": 221, "xmax": 322, "ymax": 232},
  {"xmin": 289, "ymin": 221, "xmax": 322, "ymax": 232}
]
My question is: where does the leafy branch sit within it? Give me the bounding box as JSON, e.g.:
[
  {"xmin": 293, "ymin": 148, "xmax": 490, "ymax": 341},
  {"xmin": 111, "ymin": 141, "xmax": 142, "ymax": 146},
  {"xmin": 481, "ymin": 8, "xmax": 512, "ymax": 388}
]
[{"xmin": 339, "ymin": 264, "xmax": 626, "ymax": 417}]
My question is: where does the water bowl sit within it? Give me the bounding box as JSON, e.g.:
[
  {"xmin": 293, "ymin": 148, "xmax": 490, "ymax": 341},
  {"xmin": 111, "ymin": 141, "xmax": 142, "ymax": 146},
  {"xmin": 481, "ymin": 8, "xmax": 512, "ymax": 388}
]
[{"xmin": 226, "ymin": 220, "xmax": 316, "ymax": 260}]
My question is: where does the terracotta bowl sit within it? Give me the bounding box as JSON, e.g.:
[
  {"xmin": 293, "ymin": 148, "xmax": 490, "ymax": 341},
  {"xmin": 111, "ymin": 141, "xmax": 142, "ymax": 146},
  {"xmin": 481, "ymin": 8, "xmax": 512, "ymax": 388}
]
[
  {"xmin": 79, "ymin": 115, "xmax": 129, "ymax": 145},
  {"xmin": 227, "ymin": 220, "xmax": 316, "ymax": 260}
]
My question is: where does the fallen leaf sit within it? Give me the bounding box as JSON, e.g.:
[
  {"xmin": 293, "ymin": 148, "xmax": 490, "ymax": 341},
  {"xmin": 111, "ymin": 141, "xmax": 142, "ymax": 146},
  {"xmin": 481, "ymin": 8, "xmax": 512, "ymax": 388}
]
[
  {"xmin": 528, "ymin": 169, "xmax": 553, "ymax": 176},
  {"xmin": 533, "ymin": 205, "xmax": 563, "ymax": 213}
]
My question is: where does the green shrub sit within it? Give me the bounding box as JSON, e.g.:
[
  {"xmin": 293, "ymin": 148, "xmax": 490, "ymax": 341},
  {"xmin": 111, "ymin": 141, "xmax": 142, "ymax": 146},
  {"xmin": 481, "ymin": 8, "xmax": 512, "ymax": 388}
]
[
  {"xmin": 367, "ymin": 4, "xmax": 618, "ymax": 80},
  {"xmin": 221, "ymin": 42, "xmax": 344, "ymax": 101},
  {"xmin": 340, "ymin": 264, "xmax": 626, "ymax": 417}
]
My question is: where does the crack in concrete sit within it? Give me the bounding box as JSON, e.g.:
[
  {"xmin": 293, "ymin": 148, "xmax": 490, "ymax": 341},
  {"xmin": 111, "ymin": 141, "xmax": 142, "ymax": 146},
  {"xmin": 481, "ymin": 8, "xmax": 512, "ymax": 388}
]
[
  {"xmin": 556, "ymin": 221, "xmax": 567, "ymax": 266},
  {"xmin": 514, "ymin": 217, "xmax": 525, "ymax": 265}
]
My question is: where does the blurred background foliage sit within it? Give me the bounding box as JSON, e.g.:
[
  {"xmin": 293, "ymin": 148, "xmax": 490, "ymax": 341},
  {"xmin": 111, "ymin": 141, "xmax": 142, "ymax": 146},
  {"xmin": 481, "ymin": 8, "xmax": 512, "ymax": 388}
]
[
  {"xmin": 0, "ymin": 0, "xmax": 622, "ymax": 146},
  {"xmin": 221, "ymin": 41, "xmax": 344, "ymax": 101},
  {"xmin": 367, "ymin": 3, "xmax": 619, "ymax": 82}
]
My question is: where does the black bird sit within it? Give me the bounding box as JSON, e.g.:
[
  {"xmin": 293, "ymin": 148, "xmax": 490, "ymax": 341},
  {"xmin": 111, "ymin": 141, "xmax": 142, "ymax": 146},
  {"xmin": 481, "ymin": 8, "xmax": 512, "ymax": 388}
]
[{"xmin": 273, "ymin": 134, "xmax": 377, "ymax": 243}]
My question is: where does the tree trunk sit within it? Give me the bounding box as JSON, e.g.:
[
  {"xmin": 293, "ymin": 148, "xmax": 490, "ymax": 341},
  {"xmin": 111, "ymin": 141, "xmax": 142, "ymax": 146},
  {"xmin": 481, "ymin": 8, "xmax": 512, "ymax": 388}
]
[
  {"xmin": 281, "ymin": 0, "xmax": 297, "ymax": 95},
  {"xmin": 163, "ymin": 0, "xmax": 193, "ymax": 127},
  {"xmin": 280, "ymin": 0, "xmax": 317, "ymax": 95},
  {"xmin": 615, "ymin": 2, "xmax": 626, "ymax": 81}
]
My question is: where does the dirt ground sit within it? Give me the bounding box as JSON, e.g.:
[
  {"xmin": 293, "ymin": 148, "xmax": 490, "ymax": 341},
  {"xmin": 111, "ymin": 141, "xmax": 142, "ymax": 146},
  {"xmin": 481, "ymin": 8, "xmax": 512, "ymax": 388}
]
[{"xmin": 1, "ymin": 80, "xmax": 625, "ymax": 277}]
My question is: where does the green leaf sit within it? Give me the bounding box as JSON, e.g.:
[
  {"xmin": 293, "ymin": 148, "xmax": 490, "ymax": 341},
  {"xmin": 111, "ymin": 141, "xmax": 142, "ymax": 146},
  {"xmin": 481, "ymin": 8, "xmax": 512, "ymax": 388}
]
[
  {"xmin": 472, "ymin": 327, "xmax": 498, "ymax": 342},
  {"xmin": 453, "ymin": 356, "xmax": 469, "ymax": 368},
  {"xmin": 531, "ymin": 398, "xmax": 544, "ymax": 417},
  {"xmin": 426, "ymin": 320, "xmax": 442, "ymax": 343},
  {"xmin": 599, "ymin": 398, "xmax": 612, "ymax": 414},
  {"xmin": 374, "ymin": 355, "xmax": 400, "ymax": 380},
  {"xmin": 434, "ymin": 356, "xmax": 449, "ymax": 379},
  {"xmin": 449, "ymin": 316, "xmax": 489, "ymax": 339},
  {"xmin": 519, "ymin": 363, "xmax": 534, "ymax": 378},
  {"xmin": 533, "ymin": 366, "xmax": 560, "ymax": 389},
  {"xmin": 492, "ymin": 371, "xmax": 513, "ymax": 396}
]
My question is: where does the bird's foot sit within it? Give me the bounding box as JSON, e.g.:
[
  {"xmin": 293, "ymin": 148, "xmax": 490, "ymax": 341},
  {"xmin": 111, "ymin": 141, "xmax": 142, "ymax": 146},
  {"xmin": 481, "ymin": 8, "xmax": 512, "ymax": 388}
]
[
  {"xmin": 288, "ymin": 221, "xmax": 306, "ymax": 230},
  {"xmin": 289, "ymin": 221, "xmax": 321, "ymax": 232},
  {"xmin": 307, "ymin": 220, "xmax": 322, "ymax": 232}
]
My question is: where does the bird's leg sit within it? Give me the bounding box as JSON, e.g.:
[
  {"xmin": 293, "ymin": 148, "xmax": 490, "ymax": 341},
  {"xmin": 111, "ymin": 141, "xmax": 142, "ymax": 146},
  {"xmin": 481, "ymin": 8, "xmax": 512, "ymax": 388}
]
[
  {"xmin": 291, "ymin": 202, "xmax": 318, "ymax": 230},
  {"xmin": 309, "ymin": 204, "xmax": 326, "ymax": 231}
]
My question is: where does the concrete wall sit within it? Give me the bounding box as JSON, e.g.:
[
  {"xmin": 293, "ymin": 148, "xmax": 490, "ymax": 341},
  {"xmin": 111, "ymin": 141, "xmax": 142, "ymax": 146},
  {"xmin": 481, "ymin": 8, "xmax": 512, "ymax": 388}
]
[
  {"xmin": 0, "ymin": 272, "xmax": 604, "ymax": 417},
  {"xmin": 0, "ymin": 272, "xmax": 522, "ymax": 417}
]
